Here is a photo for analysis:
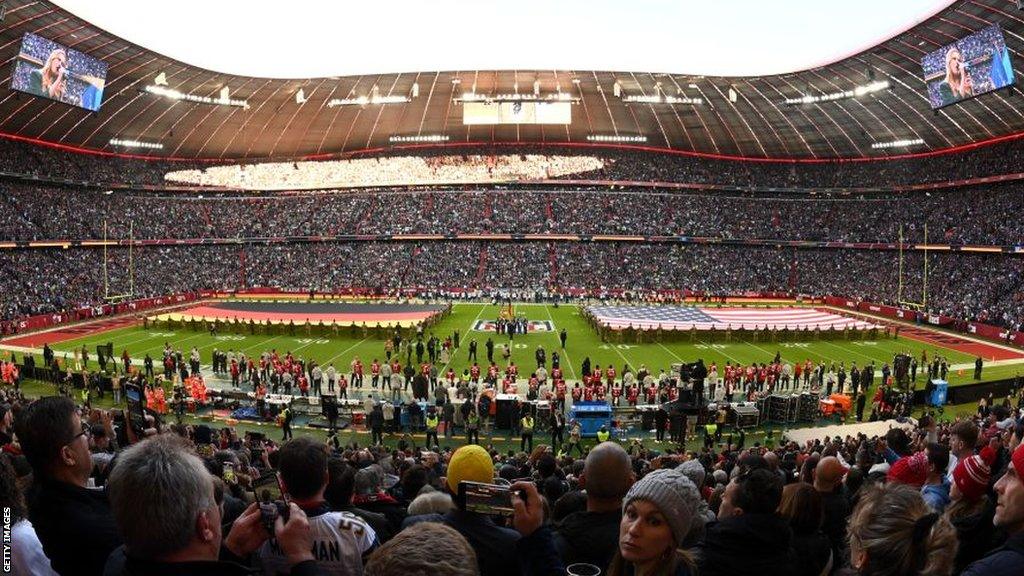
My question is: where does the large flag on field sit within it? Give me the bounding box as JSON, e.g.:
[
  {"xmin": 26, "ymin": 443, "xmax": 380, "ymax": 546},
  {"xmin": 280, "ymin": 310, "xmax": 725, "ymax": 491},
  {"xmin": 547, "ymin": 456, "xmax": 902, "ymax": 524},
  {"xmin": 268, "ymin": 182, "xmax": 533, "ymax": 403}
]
[{"xmin": 587, "ymin": 305, "xmax": 878, "ymax": 331}]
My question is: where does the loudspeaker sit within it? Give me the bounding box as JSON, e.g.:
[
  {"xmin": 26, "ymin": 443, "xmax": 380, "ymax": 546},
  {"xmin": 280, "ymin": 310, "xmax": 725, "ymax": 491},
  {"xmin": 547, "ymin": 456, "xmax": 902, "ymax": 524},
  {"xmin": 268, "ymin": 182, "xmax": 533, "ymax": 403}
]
[{"xmin": 0, "ymin": 3, "xmax": 6, "ymax": 22}]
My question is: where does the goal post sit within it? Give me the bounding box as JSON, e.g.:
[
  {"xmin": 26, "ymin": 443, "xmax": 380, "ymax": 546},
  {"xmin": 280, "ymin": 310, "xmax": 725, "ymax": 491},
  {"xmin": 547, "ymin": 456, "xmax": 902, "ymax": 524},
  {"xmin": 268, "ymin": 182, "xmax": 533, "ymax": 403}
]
[
  {"xmin": 897, "ymin": 223, "xmax": 928, "ymax": 310},
  {"xmin": 103, "ymin": 220, "xmax": 135, "ymax": 303}
]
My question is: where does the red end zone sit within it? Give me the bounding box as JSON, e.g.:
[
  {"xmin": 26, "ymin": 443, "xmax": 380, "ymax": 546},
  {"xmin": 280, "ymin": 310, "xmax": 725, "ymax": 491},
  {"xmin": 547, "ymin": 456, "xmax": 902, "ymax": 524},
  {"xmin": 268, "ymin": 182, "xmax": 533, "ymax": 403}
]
[
  {"xmin": 2, "ymin": 316, "xmax": 139, "ymax": 349},
  {"xmin": 897, "ymin": 326, "xmax": 1024, "ymax": 361}
]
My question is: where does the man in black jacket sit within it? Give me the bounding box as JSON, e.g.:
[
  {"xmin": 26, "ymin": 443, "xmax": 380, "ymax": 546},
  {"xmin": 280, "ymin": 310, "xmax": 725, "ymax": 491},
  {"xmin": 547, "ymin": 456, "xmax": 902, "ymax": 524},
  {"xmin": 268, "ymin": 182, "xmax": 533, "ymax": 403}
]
[
  {"xmin": 105, "ymin": 434, "xmax": 319, "ymax": 576},
  {"xmin": 695, "ymin": 467, "xmax": 795, "ymax": 576},
  {"xmin": 554, "ymin": 442, "xmax": 635, "ymax": 572},
  {"xmin": 17, "ymin": 396, "xmax": 123, "ymax": 576}
]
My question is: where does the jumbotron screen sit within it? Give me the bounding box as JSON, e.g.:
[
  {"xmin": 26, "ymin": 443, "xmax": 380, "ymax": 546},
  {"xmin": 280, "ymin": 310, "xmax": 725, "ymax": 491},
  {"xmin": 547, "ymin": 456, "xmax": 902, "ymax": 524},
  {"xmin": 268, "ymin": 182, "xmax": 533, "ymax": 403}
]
[
  {"xmin": 10, "ymin": 32, "xmax": 108, "ymax": 112},
  {"xmin": 921, "ymin": 24, "xmax": 1014, "ymax": 109}
]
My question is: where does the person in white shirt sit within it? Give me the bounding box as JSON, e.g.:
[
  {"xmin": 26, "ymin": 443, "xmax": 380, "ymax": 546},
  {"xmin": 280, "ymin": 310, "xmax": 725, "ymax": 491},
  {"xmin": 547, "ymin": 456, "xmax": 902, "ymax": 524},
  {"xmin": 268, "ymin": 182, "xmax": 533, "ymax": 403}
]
[{"xmin": 258, "ymin": 438, "xmax": 378, "ymax": 575}]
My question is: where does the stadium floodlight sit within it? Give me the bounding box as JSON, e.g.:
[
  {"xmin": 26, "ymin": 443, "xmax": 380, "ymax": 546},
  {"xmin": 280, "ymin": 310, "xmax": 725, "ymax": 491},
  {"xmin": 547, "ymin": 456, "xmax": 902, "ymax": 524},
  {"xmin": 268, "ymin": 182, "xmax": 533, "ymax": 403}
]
[
  {"xmin": 109, "ymin": 138, "xmax": 164, "ymax": 150},
  {"xmin": 455, "ymin": 92, "xmax": 578, "ymax": 103},
  {"xmin": 389, "ymin": 134, "xmax": 450, "ymax": 143},
  {"xmin": 870, "ymin": 138, "xmax": 924, "ymax": 149},
  {"xmin": 622, "ymin": 94, "xmax": 703, "ymax": 105},
  {"xmin": 327, "ymin": 95, "xmax": 411, "ymax": 107},
  {"xmin": 587, "ymin": 134, "xmax": 647, "ymax": 143},
  {"xmin": 784, "ymin": 80, "xmax": 890, "ymax": 105},
  {"xmin": 143, "ymin": 85, "xmax": 249, "ymax": 109}
]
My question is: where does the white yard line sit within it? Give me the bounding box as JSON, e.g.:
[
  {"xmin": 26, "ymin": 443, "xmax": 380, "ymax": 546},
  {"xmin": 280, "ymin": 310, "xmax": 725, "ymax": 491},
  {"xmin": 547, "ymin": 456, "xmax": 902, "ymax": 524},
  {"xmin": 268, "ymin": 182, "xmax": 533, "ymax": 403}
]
[
  {"xmin": 543, "ymin": 304, "xmax": 578, "ymax": 380},
  {"xmin": 694, "ymin": 337, "xmax": 744, "ymax": 364},
  {"xmin": 323, "ymin": 338, "xmax": 371, "ymax": 365},
  {"xmin": 439, "ymin": 304, "xmax": 489, "ymax": 375},
  {"xmin": 819, "ymin": 339, "xmax": 879, "ymax": 363}
]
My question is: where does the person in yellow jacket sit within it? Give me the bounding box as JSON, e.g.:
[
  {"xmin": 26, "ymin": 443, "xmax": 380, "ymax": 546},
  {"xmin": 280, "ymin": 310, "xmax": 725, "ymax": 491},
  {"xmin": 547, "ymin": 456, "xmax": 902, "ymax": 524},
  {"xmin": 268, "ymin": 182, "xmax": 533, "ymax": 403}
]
[
  {"xmin": 520, "ymin": 413, "xmax": 535, "ymax": 452},
  {"xmin": 596, "ymin": 425, "xmax": 611, "ymax": 443},
  {"xmin": 425, "ymin": 409, "xmax": 440, "ymax": 447}
]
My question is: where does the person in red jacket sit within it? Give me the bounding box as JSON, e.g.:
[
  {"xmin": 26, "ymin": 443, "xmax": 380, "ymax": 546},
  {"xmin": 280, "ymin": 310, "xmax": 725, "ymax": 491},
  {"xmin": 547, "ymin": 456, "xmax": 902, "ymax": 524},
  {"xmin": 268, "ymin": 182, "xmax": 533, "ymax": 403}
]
[{"xmin": 371, "ymin": 359, "xmax": 381, "ymax": 389}]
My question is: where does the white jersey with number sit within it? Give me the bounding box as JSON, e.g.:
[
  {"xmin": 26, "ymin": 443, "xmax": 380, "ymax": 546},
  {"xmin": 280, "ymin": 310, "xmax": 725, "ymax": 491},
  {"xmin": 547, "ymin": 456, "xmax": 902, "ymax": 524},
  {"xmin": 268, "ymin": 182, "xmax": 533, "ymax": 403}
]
[{"xmin": 257, "ymin": 509, "xmax": 377, "ymax": 576}]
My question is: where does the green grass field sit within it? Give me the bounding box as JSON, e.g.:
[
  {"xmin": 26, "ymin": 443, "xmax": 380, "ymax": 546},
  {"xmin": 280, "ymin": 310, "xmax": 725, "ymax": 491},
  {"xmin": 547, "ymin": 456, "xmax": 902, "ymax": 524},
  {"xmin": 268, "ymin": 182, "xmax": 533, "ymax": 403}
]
[
  {"xmin": 14, "ymin": 302, "xmax": 1023, "ymax": 388},
  {"xmin": 5, "ymin": 301, "xmax": 1019, "ymax": 452}
]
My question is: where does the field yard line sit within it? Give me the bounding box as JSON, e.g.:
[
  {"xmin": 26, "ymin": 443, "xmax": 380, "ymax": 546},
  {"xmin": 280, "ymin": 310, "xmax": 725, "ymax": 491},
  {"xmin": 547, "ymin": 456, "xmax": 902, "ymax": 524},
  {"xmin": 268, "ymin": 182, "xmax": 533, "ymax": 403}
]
[
  {"xmin": 58, "ymin": 330, "xmax": 208, "ymax": 359},
  {"xmin": 544, "ymin": 304, "xmax": 578, "ymax": 380},
  {"xmin": 240, "ymin": 334, "xmax": 283, "ymax": 353},
  {"xmin": 743, "ymin": 340, "xmax": 789, "ymax": 363},
  {"xmin": 324, "ymin": 338, "xmax": 370, "ymax": 365},
  {"xmin": 695, "ymin": 338, "xmax": 743, "ymax": 364},
  {"xmin": 656, "ymin": 342, "xmax": 685, "ymax": 363},
  {"xmin": 819, "ymin": 340, "xmax": 879, "ymax": 363},
  {"xmin": 439, "ymin": 304, "xmax": 488, "ymax": 376}
]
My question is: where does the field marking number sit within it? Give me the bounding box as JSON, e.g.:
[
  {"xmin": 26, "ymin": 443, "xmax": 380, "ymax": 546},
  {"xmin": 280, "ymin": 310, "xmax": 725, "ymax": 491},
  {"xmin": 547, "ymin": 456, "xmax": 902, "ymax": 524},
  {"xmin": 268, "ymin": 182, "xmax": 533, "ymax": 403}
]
[
  {"xmin": 214, "ymin": 335, "xmax": 246, "ymax": 341},
  {"xmin": 694, "ymin": 344, "xmax": 727, "ymax": 350},
  {"xmin": 600, "ymin": 344, "xmax": 636, "ymax": 350},
  {"xmin": 294, "ymin": 338, "xmax": 330, "ymax": 345}
]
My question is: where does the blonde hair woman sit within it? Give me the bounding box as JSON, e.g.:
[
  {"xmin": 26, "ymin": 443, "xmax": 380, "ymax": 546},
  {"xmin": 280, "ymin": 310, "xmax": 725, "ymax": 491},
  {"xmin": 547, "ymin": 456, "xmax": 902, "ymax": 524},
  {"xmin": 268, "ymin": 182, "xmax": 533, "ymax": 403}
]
[
  {"xmin": 28, "ymin": 48, "xmax": 68, "ymax": 99},
  {"xmin": 938, "ymin": 47, "xmax": 974, "ymax": 105},
  {"xmin": 848, "ymin": 483, "xmax": 958, "ymax": 576}
]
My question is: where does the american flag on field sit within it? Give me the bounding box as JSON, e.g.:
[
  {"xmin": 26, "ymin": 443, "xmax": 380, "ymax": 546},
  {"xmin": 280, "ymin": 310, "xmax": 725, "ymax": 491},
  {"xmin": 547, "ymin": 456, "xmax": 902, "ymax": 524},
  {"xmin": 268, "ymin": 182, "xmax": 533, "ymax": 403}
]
[{"xmin": 587, "ymin": 306, "xmax": 879, "ymax": 331}]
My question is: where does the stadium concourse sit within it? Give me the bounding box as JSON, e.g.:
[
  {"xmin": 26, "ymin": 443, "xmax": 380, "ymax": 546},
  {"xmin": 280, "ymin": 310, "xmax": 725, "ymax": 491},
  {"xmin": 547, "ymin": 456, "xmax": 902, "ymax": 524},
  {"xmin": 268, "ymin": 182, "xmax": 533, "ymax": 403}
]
[{"xmin": 4, "ymin": 2, "xmax": 1024, "ymax": 576}]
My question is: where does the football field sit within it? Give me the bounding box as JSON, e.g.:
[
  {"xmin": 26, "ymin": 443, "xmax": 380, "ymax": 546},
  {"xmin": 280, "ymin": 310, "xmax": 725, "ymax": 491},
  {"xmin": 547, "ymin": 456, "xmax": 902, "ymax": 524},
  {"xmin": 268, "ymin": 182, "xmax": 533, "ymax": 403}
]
[{"xmin": 6, "ymin": 302, "xmax": 1022, "ymax": 390}]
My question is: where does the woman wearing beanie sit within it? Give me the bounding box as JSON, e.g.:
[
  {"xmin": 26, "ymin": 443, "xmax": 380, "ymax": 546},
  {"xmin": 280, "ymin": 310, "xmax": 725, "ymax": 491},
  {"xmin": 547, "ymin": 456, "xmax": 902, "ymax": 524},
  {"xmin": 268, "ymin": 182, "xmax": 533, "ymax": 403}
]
[
  {"xmin": 608, "ymin": 468, "xmax": 701, "ymax": 576},
  {"xmin": 848, "ymin": 483, "xmax": 958, "ymax": 576},
  {"xmin": 946, "ymin": 446, "xmax": 997, "ymax": 573}
]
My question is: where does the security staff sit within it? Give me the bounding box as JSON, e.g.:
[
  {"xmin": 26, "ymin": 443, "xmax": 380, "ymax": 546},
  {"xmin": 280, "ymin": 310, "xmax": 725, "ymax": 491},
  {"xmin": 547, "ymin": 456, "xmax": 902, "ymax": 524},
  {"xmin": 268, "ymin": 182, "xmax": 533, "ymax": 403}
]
[
  {"xmin": 520, "ymin": 412, "xmax": 535, "ymax": 452},
  {"xmin": 425, "ymin": 409, "xmax": 440, "ymax": 447},
  {"xmin": 596, "ymin": 425, "xmax": 611, "ymax": 443}
]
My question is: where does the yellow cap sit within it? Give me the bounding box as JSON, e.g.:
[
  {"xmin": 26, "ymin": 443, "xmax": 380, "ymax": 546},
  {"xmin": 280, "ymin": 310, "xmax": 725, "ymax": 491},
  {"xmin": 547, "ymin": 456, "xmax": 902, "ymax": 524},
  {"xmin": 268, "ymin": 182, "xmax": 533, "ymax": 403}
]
[{"xmin": 446, "ymin": 445, "xmax": 495, "ymax": 493}]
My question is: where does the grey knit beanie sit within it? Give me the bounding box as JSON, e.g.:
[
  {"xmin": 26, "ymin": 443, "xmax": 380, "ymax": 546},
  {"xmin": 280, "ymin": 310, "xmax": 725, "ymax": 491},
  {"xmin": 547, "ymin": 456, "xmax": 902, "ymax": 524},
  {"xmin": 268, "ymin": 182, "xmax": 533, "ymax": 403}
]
[
  {"xmin": 676, "ymin": 459, "xmax": 706, "ymax": 488},
  {"xmin": 622, "ymin": 468, "xmax": 700, "ymax": 547}
]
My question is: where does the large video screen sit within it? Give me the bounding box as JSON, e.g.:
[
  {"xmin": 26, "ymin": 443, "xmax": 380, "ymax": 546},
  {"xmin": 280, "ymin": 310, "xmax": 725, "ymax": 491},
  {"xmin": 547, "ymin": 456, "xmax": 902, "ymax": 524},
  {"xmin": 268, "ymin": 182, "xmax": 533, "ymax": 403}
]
[
  {"xmin": 10, "ymin": 33, "xmax": 107, "ymax": 111},
  {"xmin": 922, "ymin": 24, "xmax": 1014, "ymax": 109}
]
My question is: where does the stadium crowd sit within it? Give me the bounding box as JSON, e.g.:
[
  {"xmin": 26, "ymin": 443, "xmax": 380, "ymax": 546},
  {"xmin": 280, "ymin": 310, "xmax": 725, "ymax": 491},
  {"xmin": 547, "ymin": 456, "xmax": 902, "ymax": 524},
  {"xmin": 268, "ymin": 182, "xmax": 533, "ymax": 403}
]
[
  {"xmin": 3, "ymin": 136, "xmax": 1024, "ymax": 190},
  {"xmin": 3, "ymin": 378, "xmax": 1024, "ymax": 576},
  {"xmin": 1, "ymin": 243, "xmax": 1022, "ymax": 333},
  {"xmin": 2, "ymin": 184, "xmax": 1024, "ymax": 245}
]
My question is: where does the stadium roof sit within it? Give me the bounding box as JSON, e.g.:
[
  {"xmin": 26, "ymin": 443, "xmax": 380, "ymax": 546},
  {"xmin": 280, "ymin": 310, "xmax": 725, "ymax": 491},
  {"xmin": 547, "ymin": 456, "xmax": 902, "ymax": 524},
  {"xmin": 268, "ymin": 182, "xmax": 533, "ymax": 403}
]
[
  {"xmin": 0, "ymin": 0, "xmax": 1022, "ymax": 161},
  {"xmin": 48, "ymin": 0, "xmax": 953, "ymax": 79}
]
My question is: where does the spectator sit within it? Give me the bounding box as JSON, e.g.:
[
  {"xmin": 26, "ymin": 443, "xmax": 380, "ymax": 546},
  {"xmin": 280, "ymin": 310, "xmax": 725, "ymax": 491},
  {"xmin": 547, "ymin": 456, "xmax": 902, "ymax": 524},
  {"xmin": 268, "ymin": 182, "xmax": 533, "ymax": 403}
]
[
  {"xmin": 695, "ymin": 468, "xmax": 795, "ymax": 575},
  {"xmin": 947, "ymin": 446, "xmax": 998, "ymax": 572},
  {"xmin": 814, "ymin": 455, "xmax": 851, "ymax": 565},
  {"xmin": 0, "ymin": 453, "xmax": 57, "ymax": 575},
  {"xmin": 608, "ymin": 468, "xmax": 700, "ymax": 576},
  {"xmin": 554, "ymin": 441, "xmax": 635, "ymax": 571},
  {"xmin": 106, "ymin": 434, "xmax": 318, "ymax": 575},
  {"xmin": 962, "ymin": 442, "xmax": 1024, "ymax": 575},
  {"xmin": 778, "ymin": 482, "xmax": 833, "ymax": 576},
  {"xmin": 441, "ymin": 445, "xmax": 522, "ymax": 576},
  {"xmin": 847, "ymin": 483, "xmax": 958, "ymax": 576},
  {"xmin": 257, "ymin": 437, "xmax": 377, "ymax": 575},
  {"xmin": 16, "ymin": 396, "xmax": 122, "ymax": 576}
]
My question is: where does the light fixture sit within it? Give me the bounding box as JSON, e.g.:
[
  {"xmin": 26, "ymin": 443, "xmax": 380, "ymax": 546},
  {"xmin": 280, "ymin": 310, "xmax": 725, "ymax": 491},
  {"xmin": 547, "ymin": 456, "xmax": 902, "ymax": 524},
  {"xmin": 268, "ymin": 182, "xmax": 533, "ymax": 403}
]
[
  {"xmin": 587, "ymin": 135, "xmax": 647, "ymax": 143},
  {"xmin": 871, "ymin": 138, "xmax": 924, "ymax": 149},
  {"xmin": 389, "ymin": 134, "xmax": 450, "ymax": 143},
  {"xmin": 455, "ymin": 92, "xmax": 578, "ymax": 103},
  {"xmin": 153, "ymin": 72, "xmax": 168, "ymax": 86},
  {"xmin": 622, "ymin": 94, "xmax": 702, "ymax": 105},
  {"xmin": 109, "ymin": 138, "xmax": 163, "ymax": 150},
  {"xmin": 143, "ymin": 85, "xmax": 248, "ymax": 109},
  {"xmin": 784, "ymin": 80, "xmax": 890, "ymax": 105},
  {"xmin": 327, "ymin": 94, "xmax": 411, "ymax": 107},
  {"xmin": 295, "ymin": 89, "xmax": 307, "ymax": 104}
]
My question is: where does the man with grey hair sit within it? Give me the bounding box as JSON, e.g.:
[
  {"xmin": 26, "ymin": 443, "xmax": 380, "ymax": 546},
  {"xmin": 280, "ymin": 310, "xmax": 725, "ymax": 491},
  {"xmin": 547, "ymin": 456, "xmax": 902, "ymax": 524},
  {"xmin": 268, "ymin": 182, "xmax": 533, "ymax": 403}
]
[
  {"xmin": 106, "ymin": 434, "xmax": 318, "ymax": 575},
  {"xmin": 553, "ymin": 441, "xmax": 635, "ymax": 572}
]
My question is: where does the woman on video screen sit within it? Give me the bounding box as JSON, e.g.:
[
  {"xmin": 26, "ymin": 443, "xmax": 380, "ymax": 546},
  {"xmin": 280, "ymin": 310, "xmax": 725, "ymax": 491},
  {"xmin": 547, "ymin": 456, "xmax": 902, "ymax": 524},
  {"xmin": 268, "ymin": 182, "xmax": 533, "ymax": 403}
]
[
  {"xmin": 938, "ymin": 46, "xmax": 974, "ymax": 105},
  {"xmin": 27, "ymin": 48, "xmax": 68, "ymax": 101}
]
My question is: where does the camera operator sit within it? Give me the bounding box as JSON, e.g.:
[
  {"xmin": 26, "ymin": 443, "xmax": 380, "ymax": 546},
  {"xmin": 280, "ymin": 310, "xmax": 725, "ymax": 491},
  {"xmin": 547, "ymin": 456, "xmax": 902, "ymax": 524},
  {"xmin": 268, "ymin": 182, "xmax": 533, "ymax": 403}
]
[{"xmin": 106, "ymin": 434, "xmax": 319, "ymax": 575}]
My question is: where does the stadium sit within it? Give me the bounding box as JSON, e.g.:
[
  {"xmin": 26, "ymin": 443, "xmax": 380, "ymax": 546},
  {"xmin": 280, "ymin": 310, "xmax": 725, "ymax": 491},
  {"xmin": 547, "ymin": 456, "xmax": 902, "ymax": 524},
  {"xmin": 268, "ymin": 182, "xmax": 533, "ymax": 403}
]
[{"xmin": 1, "ymin": 1, "xmax": 1023, "ymax": 575}]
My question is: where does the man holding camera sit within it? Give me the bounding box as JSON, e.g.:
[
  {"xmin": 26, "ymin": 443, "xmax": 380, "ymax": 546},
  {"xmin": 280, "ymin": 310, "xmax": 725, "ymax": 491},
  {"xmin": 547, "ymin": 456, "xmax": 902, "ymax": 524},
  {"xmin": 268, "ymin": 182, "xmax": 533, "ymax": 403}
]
[
  {"xmin": 256, "ymin": 438, "xmax": 378, "ymax": 575},
  {"xmin": 106, "ymin": 434, "xmax": 320, "ymax": 575}
]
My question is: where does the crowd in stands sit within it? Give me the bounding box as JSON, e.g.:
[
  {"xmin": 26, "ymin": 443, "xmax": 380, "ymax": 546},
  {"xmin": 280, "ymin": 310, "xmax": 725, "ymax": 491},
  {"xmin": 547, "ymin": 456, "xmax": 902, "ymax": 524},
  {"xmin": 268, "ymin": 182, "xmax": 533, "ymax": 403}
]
[
  {"xmin": 3, "ymin": 377, "xmax": 1024, "ymax": 575},
  {"xmin": 3, "ymin": 136, "xmax": 1024, "ymax": 191},
  {"xmin": 2, "ymin": 184, "xmax": 1024, "ymax": 245},
  {"xmin": 1, "ymin": 243, "xmax": 1022, "ymax": 332}
]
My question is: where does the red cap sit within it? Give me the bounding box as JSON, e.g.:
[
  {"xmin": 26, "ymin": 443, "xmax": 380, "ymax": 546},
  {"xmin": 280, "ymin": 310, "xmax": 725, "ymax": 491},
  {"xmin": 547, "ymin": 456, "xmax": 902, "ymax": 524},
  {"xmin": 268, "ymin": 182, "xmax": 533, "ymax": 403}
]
[
  {"xmin": 952, "ymin": 446, "xmax": 996, "ymax": 502},
  {"xmin": 887, "ymin": 451, "xmax": 929, "ymax": 488}
]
